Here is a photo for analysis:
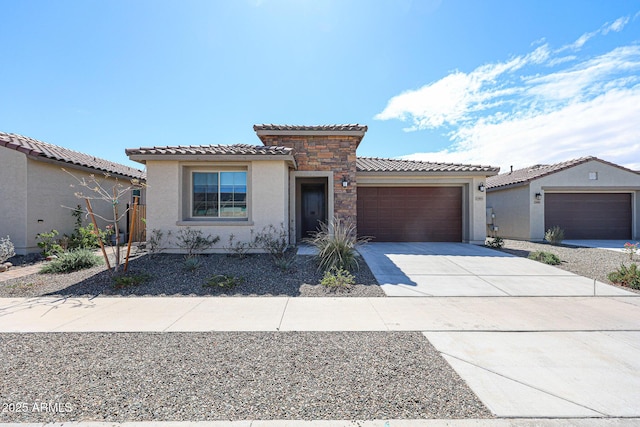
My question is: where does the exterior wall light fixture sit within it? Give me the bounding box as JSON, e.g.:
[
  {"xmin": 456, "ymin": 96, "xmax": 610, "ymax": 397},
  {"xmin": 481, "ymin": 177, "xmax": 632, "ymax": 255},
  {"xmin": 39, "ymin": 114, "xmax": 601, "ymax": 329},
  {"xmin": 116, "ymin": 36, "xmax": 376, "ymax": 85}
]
[
  {"xmin": 535, "ymin": 192, "xmax": 542, "ymax": 200},
  {"xmin": 478, "ymin": 183, "xmax": 486, "ymax": 192},
  {"xmin": 342, "ymin": 175, "xmax": 349, "ymax": 187}
]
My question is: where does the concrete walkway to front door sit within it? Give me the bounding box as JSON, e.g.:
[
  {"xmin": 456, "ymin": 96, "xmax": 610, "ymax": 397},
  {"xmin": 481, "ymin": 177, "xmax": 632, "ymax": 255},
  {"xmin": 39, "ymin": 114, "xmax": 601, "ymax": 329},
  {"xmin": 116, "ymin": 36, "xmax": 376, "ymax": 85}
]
[{"xmin": 357, "ymin": 242, "xmax": 635, "ymax": 297}]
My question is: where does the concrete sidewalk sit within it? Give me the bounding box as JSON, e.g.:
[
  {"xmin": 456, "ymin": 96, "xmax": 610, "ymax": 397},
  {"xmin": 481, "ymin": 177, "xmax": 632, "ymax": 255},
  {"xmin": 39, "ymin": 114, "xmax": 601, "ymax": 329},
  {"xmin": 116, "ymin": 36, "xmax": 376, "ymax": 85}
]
[{"xmin": 2, "ymin": 295, "xmax": 640, "ymax": 420}]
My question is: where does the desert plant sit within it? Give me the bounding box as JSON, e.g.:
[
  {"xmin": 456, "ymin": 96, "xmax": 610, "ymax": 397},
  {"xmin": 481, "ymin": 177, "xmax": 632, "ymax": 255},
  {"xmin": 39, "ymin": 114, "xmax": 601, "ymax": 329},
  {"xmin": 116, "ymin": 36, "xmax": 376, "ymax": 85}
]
[
  {"xmin": 0, "ymin": 235, "xmax": 16, "ymax": 264},
  {"xmin": 544, "ymin": 226, "xmax": 565, "ymax": 245},
  {"xmin": 147, "ymin": 228, "xmax": 172, "ymax": 257},
  {"xmin": 304, "ymin": 217, "xmax": 369, "ymax": 272},
  {"xmin": 608, "ymin": 263, "xmax": 640, "ymax": 290},
  {"xmin": 39, "ymin": 249, "xmax": 102, "ymax": 274},
  {"xmin": 66, "ymin": 205, "xmax": 106, "ymax": 250},
  {"xmin": 623, "ymin": 242, "xmax": 639, "ymax": 261},
  {"xmin": 183, "ymin": 256, "xmax": 202, "ymax": 272},
  {"xmin": 36, "ymin": 230, "xmax": 64, "ymax": 257},
  {"xmin": 485, "ymin": 236, "xmax": 504, "ymax": 249},
  {"xmin": 176, "ymin": 227, "xmax": 220, "ymax": 257},
  {"xmin": 320, "ymin": 267, "xmax": 355, "ymax": 291},
  {"xmin": 254, "ymin": 224, "xmax": 296, "ymax": 269},
  {"xmin": 224, "ymin": 233, "xmax": 254, "ymax": 258},
  {"xmin": 112, "ymin": 272, "xmax": 151, "ymax": 289},
  {"xmin": 203, "ymin": 274, "xmax": 244, "ymax": 290},
  {"xmin": 528, "ymin": 250, "xmax": 561, "ymax": 265}
]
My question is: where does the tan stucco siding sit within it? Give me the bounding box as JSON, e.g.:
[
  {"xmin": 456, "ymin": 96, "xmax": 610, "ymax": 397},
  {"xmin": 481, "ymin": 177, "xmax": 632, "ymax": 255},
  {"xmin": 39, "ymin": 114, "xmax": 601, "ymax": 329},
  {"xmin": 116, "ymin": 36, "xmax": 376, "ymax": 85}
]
[
  {"xmin": 356, "ymin": 174, "xmax": 490, "ymax": 244},
  {"xmin": 0, "ymin": 147, "xmax": 28, "ymax": 253},
  {"xmin": 486, "ymin": 185, "xmax": 531, "ymax": 240},
  {"xmin": 24, "ymin": 160, "xmax": 135, "ymax": 253},
  {"xmin": 145, "ymin": 159, "xmax": 290, "ymax": 253}
]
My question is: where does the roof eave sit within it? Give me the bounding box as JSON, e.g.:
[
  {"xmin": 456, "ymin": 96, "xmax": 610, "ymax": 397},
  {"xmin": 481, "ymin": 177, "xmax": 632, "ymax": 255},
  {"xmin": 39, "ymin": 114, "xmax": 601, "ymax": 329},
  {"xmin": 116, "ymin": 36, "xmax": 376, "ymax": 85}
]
[
  {"xmin": 127, "ymin": 153, "xmax": 297, "ymax": 168},
  {"xmin": 357, "ymin": 170, "xmax": 499, "ymax": 177},
  {"xmin": 26, "ymin": 153, "xmax": 145, "ymax": 181}
]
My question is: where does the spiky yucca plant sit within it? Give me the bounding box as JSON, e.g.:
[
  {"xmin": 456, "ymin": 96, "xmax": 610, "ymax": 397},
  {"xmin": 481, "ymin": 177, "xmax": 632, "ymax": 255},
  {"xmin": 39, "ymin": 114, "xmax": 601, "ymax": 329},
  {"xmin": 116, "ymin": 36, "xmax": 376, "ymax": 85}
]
[{"xmin": 304, "ymin": 217, "xmax": 369, "ymax": 272}]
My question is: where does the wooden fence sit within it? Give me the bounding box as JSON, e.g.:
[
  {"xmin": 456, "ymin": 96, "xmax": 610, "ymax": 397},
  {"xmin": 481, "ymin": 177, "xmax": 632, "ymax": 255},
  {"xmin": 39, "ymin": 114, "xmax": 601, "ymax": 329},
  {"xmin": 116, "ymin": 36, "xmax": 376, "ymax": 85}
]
[{"xmin": 127, "ymin": 204, "xmax": 146, "ymax": 242}]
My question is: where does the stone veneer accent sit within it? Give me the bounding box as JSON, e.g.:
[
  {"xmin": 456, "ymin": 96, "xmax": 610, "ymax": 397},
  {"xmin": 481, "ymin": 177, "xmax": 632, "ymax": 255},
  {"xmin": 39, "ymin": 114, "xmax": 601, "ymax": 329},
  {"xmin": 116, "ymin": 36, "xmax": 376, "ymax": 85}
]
[{"xmin": 258, "ymin": 134, "xmax": 364, "ymax": 219}]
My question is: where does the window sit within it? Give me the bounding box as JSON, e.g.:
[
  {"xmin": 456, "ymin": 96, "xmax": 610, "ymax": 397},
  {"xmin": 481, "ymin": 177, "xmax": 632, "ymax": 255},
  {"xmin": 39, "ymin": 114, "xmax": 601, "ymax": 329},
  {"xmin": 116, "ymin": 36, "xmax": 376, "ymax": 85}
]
[{"xmin": 192, "ymin": 171, "xmax": 247, "ymax": 218}]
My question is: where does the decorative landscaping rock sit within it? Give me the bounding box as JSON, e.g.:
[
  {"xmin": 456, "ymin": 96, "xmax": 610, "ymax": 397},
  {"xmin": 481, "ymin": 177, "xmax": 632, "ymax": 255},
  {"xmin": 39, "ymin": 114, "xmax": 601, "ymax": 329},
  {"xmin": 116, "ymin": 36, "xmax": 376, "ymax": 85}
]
[
  {"xmin": 46, "ymin": 255, "xmax": 58, "ymax": 261},
  {"xmin": 4, "ymin": 262, "xmax": 12, "ymax": 268},
  {"xmin": 0, "ymin": 264, "xmax": 7, "ymax": 272}
]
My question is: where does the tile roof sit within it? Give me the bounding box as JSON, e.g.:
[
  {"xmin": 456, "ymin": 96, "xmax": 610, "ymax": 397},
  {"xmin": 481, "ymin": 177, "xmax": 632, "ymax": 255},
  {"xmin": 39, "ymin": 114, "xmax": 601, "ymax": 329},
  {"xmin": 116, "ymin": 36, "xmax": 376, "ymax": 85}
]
[
  {"xmin": 125, "ymin": 144, "xmax": 294, "ymax": 156},
  {"xmin": 0, "ymin": 132, "xmax": 145, "ymax": 180},
  {"xmin": 486, "ymin": 156, "xmax": 636, "ymax": 189},
  {"xmin": 356, "ymin": 157, "xmax": 499, "ymax": 173},
  {"xmin": 253, "ymin": 124, "xmax": 368, "ymax": 132}
]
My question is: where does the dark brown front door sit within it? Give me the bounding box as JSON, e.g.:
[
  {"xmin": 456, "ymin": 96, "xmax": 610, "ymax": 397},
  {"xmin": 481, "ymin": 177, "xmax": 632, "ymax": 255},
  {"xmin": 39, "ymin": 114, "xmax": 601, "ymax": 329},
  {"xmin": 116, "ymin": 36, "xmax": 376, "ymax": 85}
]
[
  {"xmin": 544, "ymin": 193, "xmax": 632, "ymax": 239},
  {"xmin": 301, "ymin": 184, "xmax": 326, "ymax": 237},
  {"xmin": 357, "ymin": 186, "xmax": 463, "ymax": 242}
]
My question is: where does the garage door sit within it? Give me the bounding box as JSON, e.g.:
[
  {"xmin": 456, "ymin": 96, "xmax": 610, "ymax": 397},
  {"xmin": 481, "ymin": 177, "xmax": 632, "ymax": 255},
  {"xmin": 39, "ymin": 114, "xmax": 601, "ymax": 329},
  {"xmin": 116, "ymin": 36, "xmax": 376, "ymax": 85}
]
[
  {"xmin": 357, "ymin": 187, "xmax": 462, "ymax": 242},
  {"xmin": 544, "ymin": 193, "xmax": 632, "ymax": 239}
]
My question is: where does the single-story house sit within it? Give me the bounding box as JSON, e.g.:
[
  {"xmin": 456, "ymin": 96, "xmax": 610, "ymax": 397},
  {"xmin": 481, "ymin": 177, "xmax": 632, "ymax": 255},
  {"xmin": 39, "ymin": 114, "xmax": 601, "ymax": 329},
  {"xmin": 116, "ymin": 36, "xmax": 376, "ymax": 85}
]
[
  {"xmin": 125, "ymin": 124, "xmax": 499, "ymax": 251},
  {"xmin": 0, "ymin": 132, "xmax": 146, "ymax": 254},
  {"xmin": 486, "ymin": 156, "xmax": 640, "ymax": 241}
]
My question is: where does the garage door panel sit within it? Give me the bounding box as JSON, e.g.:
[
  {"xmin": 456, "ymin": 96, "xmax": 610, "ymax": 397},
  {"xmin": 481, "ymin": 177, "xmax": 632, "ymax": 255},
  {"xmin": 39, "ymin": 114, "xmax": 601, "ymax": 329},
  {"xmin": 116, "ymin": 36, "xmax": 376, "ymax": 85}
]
[
  {"xmin": 357, "ymin": 186, "xmax": 462, "ymax": 242},
  {"xmin": 544, "ymin": 193, "xmax": 631, "ymax": 240}
]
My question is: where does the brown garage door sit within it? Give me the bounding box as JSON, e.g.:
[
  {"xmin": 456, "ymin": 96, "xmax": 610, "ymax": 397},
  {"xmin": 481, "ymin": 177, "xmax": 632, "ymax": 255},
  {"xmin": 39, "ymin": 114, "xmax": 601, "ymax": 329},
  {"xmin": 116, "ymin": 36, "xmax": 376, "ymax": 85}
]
[
  {"xmin": 544, "ymin": 193, "xmax": 632, "ymax": 239},
  {"xmin": 357, "ymin": 187, "xmax": 462, "ymax": 242}
]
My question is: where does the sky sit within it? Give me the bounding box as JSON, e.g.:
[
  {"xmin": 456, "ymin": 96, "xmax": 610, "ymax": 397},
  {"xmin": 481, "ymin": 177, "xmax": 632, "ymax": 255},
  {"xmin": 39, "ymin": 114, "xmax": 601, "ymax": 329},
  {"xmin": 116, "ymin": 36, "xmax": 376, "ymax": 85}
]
[{"xmin": 1, "ymin": 0, "xmax": 639, "ymax": 172}]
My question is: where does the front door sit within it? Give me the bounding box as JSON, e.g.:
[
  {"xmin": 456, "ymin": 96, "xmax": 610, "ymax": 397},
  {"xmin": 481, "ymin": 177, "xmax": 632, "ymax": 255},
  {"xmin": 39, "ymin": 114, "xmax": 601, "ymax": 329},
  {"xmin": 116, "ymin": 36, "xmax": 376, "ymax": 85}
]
[{"xmin": 301, "ymin": 184, "xmax": 326, "ymax": 237}]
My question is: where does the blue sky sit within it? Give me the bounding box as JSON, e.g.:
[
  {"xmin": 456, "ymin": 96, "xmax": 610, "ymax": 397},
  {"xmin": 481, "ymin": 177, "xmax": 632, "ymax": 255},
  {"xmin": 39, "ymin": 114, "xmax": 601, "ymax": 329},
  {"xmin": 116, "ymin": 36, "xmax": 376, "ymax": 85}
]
[{"xmin": 2, "ymin": 0, "xmax": 639, "ymax": 172}]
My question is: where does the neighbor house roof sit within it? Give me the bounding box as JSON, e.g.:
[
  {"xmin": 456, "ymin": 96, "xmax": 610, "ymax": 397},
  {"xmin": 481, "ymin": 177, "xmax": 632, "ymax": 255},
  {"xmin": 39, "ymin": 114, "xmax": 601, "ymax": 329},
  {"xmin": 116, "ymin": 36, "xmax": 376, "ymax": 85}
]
[
  {"xmin": 486, "ymin": 156, "xmax": 637, "ymax": 190},
  {"xmin": 253, "ymin": 124, "xmax": 368, "ymax": 132},
  {"xmin": 357, "ymin": 157, "xmax": 500, "ymax": 174},
  {"xmin": 0, "ymin": 131, "xmax": 145, "ymax": 180}
]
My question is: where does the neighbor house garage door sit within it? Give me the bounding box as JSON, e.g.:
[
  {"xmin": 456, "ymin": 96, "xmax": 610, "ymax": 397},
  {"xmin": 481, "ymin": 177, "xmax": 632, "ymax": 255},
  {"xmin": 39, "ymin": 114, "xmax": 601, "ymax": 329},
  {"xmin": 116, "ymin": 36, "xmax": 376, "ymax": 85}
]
[
  {"xmin": 544, "ymin": 193, "xmax": 632, "ymax": 239},
  {"xmin": 357, "ymin": 187, "xmax": 462, "ymax": 242}
]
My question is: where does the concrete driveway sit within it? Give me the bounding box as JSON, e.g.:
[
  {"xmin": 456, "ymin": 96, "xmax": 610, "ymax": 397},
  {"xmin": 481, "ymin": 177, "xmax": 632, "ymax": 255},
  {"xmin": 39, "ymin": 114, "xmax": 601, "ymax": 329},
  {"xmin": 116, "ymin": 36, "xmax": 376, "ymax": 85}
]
[{"xmin": 357, "ymin": 242, "xmax": 635, "ymax": 297}]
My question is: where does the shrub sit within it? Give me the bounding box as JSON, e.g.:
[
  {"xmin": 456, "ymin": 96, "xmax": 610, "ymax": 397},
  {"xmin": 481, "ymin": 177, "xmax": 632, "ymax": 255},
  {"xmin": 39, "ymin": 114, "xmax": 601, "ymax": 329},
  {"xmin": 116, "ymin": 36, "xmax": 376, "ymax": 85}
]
[
  {"xmin": 36, "ymin": 230, "xmax": 64, "ymax": 257},
  {"xmin": 623, "ymin": 242, "xmax": 639, "ymax": 261},
  {"xmin": 203, "ymin": 274, "xmax": 243, "ymax": 290},
  {"xmin": 528, "ymin": 251, "xmax": 561, "ymax": 265},
  {"xmin": 544, "ymin": 226, "xmax": 565, "ymax": 245},
  {"xmin": 176, "ymin": 227, "xmax": 220, "ymax": 257},
  {"xmin": 224, "ymin": 233, "xmax": 254, "ymax": 258},
  {"xmin": 608, "ymin": 263, "xmax": 640, "ymax": 290},
  {"xmin": 66, "ymin": 206, "xmax": 106, "ymax": 250},
  {"xmin": 39, "ymin": 249, "xmax": 102, "ymax": 274},
  {"xmin": 183, "ymin": 256, "xmax": 202, "ymax": 272},
  {"xmin": 254, "ymin": 224, "xmax": 296, "ymax": 269},
  {"xmin": 304, "ymin": 217, "xmax": 369, "ymax": 272},
  {"xmin": 320, "ymin": 268, "xmax": 355, "ymax": 291},
  {"xmin": 0, "ymin": 235, "xmax": 16, "ymax": 264},
  {"xmin": 485, "ymin": 236, "xmax": 504, "ymax": 249},
  {"xmin": 113, "ymin": 273, "xmax": 151, "ymax": 289},
  {"xmin": 147, "ymin": 228, "xmax": 172, "ymax": 257}
]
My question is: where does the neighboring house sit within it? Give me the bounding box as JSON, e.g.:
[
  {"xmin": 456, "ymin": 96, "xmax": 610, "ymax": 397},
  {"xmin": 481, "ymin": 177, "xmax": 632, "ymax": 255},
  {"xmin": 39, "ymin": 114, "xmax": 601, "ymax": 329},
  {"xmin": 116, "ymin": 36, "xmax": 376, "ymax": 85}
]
[
  {"xmin": 0, "ymin": 132, "xmax": 146, "ymax": 254},
  {"xmin": 486, "ymin": 156, "xmax": 640, "ymax": 241},
  {"xmin": 125, "ymin": 124, "xmax": 498, "ymax": 251}
]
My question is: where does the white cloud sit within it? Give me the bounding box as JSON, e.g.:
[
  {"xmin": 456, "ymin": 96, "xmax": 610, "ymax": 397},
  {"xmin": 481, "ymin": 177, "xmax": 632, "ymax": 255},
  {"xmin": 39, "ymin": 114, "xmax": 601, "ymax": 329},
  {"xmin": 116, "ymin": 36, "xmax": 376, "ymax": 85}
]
[{"xmin": 376, "ymin": 14, "xmax": 640, "ymax": 171}]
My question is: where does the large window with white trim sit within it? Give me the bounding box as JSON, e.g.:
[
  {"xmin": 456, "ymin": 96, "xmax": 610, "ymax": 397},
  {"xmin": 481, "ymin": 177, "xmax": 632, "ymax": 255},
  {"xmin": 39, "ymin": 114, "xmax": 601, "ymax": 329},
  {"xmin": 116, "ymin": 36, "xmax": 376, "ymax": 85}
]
[{"xmin": 192, "ymin": 171, "xmax": 247, "ymax": 218}]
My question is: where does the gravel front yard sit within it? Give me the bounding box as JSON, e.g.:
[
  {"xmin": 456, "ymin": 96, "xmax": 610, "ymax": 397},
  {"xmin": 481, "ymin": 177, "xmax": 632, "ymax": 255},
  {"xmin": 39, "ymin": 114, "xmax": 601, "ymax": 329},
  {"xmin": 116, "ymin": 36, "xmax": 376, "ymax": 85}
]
[
  {"xmin": 500, "ymin": 239, "xmax": 640, "ymax": 294},
  {"xmin": 0, "ymin": 331, "xmax": 492, "ymax": 421},
  {"xmin": 0, "ymin": 251, "xmax": 384, "ymax": 298}
]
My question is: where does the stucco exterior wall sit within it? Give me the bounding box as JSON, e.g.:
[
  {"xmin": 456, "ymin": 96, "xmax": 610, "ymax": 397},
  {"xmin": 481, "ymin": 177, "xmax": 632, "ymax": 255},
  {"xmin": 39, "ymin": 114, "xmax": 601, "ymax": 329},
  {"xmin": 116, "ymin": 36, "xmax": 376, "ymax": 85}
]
[
  {"xmin": 486, "ymin": 185, "xmax": 531, "ymax": 240},
  {"xmin": 145, "ymin": 159, "xmax": 290, "ymax": 253},
  {"xmin": 356, "ymin": 174, "xmax": 490, "ymax": 244},
  {"xmin": 23, "ymin": 160, "xmax": 135, "ymax": 254},
  {"xmin": 0, "ymin": 147, "xmax": 28, "ymax": 253}
]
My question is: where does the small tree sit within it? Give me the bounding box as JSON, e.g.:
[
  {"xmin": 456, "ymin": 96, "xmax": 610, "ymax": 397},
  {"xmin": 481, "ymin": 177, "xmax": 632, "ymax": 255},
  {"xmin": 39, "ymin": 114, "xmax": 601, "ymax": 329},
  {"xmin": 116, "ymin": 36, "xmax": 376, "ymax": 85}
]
[{"xmin": 63, "ymin": 168, "xmax": 144, "ymax": 274}]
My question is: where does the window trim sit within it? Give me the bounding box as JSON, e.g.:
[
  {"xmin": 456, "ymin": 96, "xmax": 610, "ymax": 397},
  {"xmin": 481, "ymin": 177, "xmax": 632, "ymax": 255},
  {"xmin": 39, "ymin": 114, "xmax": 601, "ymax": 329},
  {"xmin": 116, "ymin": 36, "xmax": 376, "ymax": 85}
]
[
  {"xmin": 179, "ymin": 164, "xmax": 252, "ymax": 224},
  {"xmin": 191, "ymin": 170, "xmax": 247, "ymax": 219}
]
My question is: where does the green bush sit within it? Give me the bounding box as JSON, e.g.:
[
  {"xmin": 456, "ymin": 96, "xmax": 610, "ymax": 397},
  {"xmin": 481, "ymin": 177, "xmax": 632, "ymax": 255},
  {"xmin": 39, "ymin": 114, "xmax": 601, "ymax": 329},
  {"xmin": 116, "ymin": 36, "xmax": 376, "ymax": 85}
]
[
  {"xmin": 203, "ymin": 274, "xmax": 243, "ymax": 290},
  {"xmin": 183, "ymin": 256, "xmax": 202, "ymax": 272},
  {"xmin": 608, "ymin": 263, "xmax": 640, "ymax": 290},
  {"xmin": 39, "ymin": 249, "xmax": 103, "ymax": 274},
  {"xmin": 36, "ymin": 230, "xmax": 64, "ymax": 257},
  {"xmin": 528, "ymin": 251, "xmax": 561, "ymax": 265},
  {"xmin": 320, "ymin": 268, "xmax": 355, "ymax": 291},
  {"xmin": 485, "ymin": 236, "xmax": 504, "ymax": 249},
  {"xmin": 544, "ymin": 226, "xmax": 565, "ymax": 245},
  {"xmin": 66, "ymin": 206, "xmax": 107, "ymax": 250},
  {"xmin": 113, "ymin": 273, "xmax": 151, "ymax": 289},
  {"xmin": 304, "ymin": 217, "xmax": 369, "ymax": 272}
]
